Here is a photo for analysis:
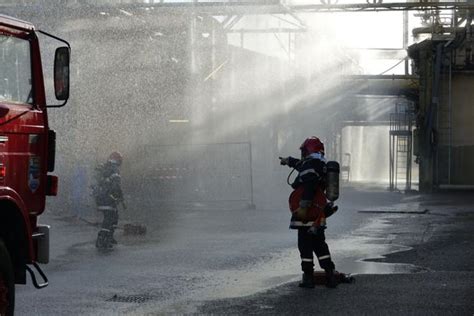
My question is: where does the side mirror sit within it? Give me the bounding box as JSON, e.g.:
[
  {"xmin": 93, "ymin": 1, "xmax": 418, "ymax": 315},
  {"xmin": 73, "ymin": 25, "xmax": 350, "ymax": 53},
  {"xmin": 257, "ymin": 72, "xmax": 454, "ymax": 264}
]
[{"xmin": 54, "ymin": 46, "xmax": 70, "ymax": 101}]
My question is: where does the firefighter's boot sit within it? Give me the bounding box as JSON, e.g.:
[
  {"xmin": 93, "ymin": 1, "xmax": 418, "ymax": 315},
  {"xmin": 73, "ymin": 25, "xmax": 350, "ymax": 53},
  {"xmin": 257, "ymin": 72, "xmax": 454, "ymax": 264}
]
[
  {"xmin": 96, "ymin": 229, "xmax": 113, "ymax": 249},
  {"xmin": 96, "ymin": 230, "xmax": 107, "ymax": 249},
  {"xmin": 325, "ymin": 269, "xmax": 338, "ymax": 288},
  {"xmin": 298, "ymin": 273, "xmax": 315, "ymax": 288},
  {"xmin": 110, "ymin": 232, "xmax": 117, "ymax": 245}
]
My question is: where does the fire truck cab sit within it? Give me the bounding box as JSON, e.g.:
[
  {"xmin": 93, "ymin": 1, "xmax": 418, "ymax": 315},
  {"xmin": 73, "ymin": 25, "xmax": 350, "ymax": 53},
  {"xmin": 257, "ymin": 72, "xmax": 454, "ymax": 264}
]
[{"xmin": 0, "ymin": 14, "xmax": 70, "ymax": 315}]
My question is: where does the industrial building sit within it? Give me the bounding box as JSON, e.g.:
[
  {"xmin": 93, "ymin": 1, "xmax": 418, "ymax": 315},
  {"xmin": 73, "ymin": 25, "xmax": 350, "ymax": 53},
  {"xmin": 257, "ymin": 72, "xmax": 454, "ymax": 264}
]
[{"xmin": 2, "ymin": 0, "xmax": 473, "ymax": 214}]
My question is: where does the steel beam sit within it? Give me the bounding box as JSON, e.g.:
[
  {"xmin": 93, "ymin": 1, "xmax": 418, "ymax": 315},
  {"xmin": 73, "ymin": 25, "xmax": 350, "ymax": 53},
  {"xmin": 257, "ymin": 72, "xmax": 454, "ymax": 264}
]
[
  {"xmin": 345, "ymin": 75, "xmax": 419, "ymax": 97},
  {"xmin": 226, "ymin": 27, "xmax": 306, "ymax": 33},
  {"xmin": 289, "ymin": 1, "xmax": 474, "ymax": 12},
  {"xmin": 5, "ymin": 1, "xmax": 474, "ymax": 17}
]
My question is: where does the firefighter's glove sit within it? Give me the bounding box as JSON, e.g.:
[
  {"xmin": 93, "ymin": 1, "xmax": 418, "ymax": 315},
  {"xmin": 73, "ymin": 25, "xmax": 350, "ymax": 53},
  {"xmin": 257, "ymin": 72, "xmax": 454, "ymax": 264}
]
[
  {"xmin": 294, "ymin": 207, "xmax": 308, "ymax": 222},
  {"xmin": 279, "ymin": 157, "xmax": 290, "ymax": 166},
  {"xmin": 323, "ymin": 202, "xmax": 338, "ymax": 218},
  {"xmin": 295, "ymin": 200, "xmax": 312, "ymax": 223}
]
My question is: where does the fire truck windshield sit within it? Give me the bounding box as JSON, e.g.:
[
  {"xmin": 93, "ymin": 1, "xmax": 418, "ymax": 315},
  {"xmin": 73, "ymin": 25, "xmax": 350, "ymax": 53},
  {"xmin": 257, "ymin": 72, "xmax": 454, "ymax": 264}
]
[{"xmin": 0, "ymin": 34, "xmax": 33, "ymax": 105}]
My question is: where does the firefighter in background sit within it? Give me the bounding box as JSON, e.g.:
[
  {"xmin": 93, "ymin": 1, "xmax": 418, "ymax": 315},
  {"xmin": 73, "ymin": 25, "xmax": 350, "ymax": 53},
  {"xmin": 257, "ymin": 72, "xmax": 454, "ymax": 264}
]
[
  {"xmin": 93, "ymin": 151, "xmax": 125, "ymax": 249},
  {"xmin": 280, "ymin": 137, "xmax": 339, "ymax": 288}
]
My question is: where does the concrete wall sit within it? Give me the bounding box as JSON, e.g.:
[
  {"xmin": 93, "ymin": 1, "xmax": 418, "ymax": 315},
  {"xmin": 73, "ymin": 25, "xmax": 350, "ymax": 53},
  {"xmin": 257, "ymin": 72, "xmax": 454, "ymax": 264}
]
[
  {"xmin": 444, "ymin": 74, "xmax": 474, "ymax": 185},
  {"xmin": 437, "ymin": 72, "xmax": 474, "ymax": 186},
  {"xmin": 409, "ymin": 39, "xmax": 474, "ymax": 189}
]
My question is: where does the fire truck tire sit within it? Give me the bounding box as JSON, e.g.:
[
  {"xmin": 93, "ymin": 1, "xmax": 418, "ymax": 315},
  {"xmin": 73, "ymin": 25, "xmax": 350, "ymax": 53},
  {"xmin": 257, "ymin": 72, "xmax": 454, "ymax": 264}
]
[{"xmin": 0, "ymin": 239, "xmax": 14, "ymax": 316}]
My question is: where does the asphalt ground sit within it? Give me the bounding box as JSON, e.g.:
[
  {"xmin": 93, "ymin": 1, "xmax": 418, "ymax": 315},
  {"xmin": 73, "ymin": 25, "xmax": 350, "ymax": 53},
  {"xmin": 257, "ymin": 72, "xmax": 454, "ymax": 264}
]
[
  {"xmin": 17, "ymin": 187, "xmax": 474, "ymax": 315},
  {"xmin": 197, "ymin": 191, "xmax": 474, "ymax": 315}
]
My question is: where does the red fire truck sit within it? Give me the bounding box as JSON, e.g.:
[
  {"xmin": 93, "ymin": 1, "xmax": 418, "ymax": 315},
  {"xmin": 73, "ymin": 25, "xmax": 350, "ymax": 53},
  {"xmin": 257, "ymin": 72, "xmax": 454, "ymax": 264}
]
[{"xmin": 0, "ymin": 14, "xmax": 70, "ymax": 315}]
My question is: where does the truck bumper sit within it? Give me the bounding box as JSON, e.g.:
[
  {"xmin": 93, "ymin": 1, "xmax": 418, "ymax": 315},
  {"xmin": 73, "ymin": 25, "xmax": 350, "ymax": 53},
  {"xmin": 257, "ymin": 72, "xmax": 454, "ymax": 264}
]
[{"xmin": 33, "ymin": 225, "xmax": 50, "ymax": 264}]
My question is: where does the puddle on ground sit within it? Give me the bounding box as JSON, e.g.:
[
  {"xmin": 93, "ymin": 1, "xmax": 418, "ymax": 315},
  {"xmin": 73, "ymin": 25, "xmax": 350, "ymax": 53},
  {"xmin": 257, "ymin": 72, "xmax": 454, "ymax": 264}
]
[
  {"xmin": 200, "ymin": 216, "xmax": 425, "ymax": 300},
  {"xmin": 125, "ymin": 215, "xmax": 427, "ymax": 315}
]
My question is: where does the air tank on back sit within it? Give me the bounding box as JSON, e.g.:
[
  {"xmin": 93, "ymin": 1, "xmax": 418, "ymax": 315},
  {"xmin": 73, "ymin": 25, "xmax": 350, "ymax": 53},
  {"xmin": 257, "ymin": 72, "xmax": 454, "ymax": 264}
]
[{"xmin": 326, "ymin": 161, "xmax": 340, "ymax": 201}]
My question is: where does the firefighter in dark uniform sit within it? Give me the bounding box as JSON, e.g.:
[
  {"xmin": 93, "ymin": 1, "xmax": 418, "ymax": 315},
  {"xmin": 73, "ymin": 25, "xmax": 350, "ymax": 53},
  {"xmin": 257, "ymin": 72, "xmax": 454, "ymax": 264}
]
[
  {"xmin": 93, "ymin": 152, "xmax": 124, "ymax": 249},
  {"xmin": 280, "ymin": 137, "xmax": 338, "ymax": 288}
]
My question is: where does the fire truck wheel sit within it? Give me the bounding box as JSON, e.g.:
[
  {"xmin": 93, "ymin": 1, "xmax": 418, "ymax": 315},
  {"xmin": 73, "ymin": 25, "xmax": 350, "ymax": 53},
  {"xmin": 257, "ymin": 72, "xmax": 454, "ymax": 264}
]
[{"xmin": 0, "ymin": 239, "xmax": 14, "ymax": 316}]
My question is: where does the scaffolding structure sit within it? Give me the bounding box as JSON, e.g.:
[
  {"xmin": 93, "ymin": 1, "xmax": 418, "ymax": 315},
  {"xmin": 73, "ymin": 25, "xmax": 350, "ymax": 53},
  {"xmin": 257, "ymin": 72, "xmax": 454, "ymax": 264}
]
[{"xmin": 389, "ymin": 102, "xmax": 414, "ymax": 191}]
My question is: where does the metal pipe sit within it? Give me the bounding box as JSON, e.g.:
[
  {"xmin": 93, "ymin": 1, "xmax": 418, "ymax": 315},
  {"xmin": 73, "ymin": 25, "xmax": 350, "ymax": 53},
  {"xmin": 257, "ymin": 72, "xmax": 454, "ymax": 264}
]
[
  {"xmin": 438, "ymin": 184, "xmax": 474, "ymax": 190},
  {"xmin": 448, "ymin": 50, "xmax": 452, "ymax": 185},
  {"xmin": 403, "ymin": 10, "xmax": 409, "ymax": 75},
  {"xmin": 465, "ymin": 17, "xmax": 472, "ymax": 67},
  {"xmin": 289, "ymin": 2, "xmax": 474, "ymax": 12},
  {"xmin": 428, "ymin": 43, "xmax": 444, "ymax": 188},
  {"xmin": 412, "ymin": 26, "xmax": 464, "ymax": 36},
  {"xmin": 347, "ymin": 74, "xmax": 418, "ymax": 80},
  {"xmin": 226, "ymin": 28, "xmax": 306, "ymax": 33},
  {"xmin": 248, "ymin": 141, "xmax": 255, "ymax": 208}
]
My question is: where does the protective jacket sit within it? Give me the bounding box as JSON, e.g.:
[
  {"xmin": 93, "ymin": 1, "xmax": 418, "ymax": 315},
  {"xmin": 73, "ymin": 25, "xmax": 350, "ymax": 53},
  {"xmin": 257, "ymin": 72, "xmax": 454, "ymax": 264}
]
[
  {"xmin": 93, "ymin": 161, "xmax": 123, "ymax": 207},
  {"xmin": 287, "ymin": 153, "xmax": 328, "ymax": 229}
]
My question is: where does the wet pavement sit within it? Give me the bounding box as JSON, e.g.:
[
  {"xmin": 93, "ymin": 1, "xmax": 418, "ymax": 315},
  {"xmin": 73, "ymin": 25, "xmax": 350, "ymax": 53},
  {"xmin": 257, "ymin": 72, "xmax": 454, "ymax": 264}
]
[
  {"xmin": 197, "ymin": 189, "xmax": 474, "ymax": 315},
  {"xmin": 15, "ymin": 185, "xmax": 474, "ymax": 315}
]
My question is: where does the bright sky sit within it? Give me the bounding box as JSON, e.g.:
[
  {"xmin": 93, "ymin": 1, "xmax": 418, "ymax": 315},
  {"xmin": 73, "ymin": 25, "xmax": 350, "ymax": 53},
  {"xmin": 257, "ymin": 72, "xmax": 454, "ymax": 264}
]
[{"xmin": 227, "ymin": 7, "xmax": 423, "ymax": 75}]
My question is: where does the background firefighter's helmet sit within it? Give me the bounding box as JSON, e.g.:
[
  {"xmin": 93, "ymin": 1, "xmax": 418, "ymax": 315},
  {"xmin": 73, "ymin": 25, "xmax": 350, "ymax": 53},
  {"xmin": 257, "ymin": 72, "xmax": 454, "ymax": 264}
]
[
  {"xmin": 300, "ymin": 137, "xmax": 324, "ymax": 158},
  {"xmin": 108, "ymin": 151, "xmax": 123, "ymax": 166}
]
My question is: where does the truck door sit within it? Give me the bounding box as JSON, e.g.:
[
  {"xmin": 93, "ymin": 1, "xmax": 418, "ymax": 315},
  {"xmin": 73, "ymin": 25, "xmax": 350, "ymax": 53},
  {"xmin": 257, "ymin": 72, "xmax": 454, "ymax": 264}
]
[{"xmin": 0, "ymin": 30, "xmax": 47, "ymax": 213}]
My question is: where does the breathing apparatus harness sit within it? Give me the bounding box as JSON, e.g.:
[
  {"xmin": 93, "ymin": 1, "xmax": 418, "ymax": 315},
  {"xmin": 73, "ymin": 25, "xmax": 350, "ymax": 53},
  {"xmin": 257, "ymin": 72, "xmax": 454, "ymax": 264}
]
[
  {"xmin": 283, "ymin": 156, "xmax": 340, "ymax": 202},
  {"xmin": 286, "ymin": 160, "xmax": 303, "ymax": 186}
]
